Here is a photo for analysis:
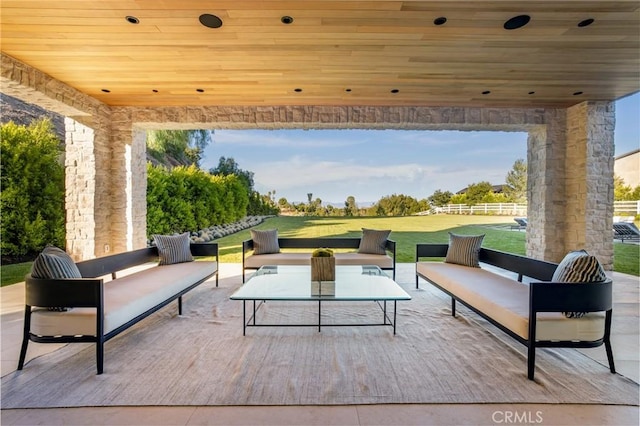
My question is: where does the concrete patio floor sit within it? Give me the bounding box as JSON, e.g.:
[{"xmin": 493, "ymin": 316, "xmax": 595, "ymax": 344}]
[{"xmin": 1, "ymin": 263, "xmax": 638, "ymax": 425}]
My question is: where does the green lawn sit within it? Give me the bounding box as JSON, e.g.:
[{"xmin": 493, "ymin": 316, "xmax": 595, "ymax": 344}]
[
  {"xmin": 2, "ymin": 215, "xmax": 638, "ymax": 287},
  {"xmin": 1, "ymin": 261, "xmax": 33, "ymax": 287},
  {"xmin": 213, "ymin": 215, "xmax": 639, "ymax": 275}
]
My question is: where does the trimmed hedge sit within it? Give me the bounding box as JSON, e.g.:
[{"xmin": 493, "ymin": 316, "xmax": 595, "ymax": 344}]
[
  {"xmin": 1, "ymin": 120, "xmax": 65, "ymax": 257},
  {"xmin": 147, "ymin": 164, "xmax": 249, "ymax": 236}
]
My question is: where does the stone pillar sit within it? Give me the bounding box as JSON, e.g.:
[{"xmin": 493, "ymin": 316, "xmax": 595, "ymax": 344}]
[
  {"xmin": 64, "ymin": 118, "xmax": 96, "ymax": 260},
  {"xmin": 64, "ymin": 110, "xmax": 113, "ymax": 260},
  {"xmin": 527, "ymin": 109, "xmax": 567, "ymax": 263},
  {"xmin": 565, "ymin": 101, "xmax": 615, "ymax": 269},
  {"xmin": 111, "ymin": 110, "xmax": 148, "ymax": 252},
  {"xmin": 527, "ymin": 102, "xmax": 615, "ymax": 269}
]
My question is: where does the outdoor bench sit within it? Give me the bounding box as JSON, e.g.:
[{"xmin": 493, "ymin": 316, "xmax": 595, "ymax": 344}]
[
  {"xmin": 415, "ymin": 243, "xmax": 615, "ymax": 380},
  {"xmin": 18, "ymin": 243, "xmax": 218, "ymax": 375},
  {"xmin": 242, "ymin": 237, "xmax": 396, "ymax": 282}
]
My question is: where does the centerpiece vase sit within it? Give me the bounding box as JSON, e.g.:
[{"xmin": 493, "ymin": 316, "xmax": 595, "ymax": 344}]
[{"xmin": 310, "ymin": 250, "xmax": 336, "ymax": 296}]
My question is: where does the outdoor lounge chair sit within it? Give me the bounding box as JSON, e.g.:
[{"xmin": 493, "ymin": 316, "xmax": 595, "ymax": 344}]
[
  {"xmin": 511, "ymin": 217, "xmax": 527, "ymax": 230},
  {"xmin": 613, "ymin": 222, "xmax": 640, "ymax": 243}
]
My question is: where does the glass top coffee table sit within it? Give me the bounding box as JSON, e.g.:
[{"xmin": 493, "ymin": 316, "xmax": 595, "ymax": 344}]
[{"xmin": 230, "ymin": 265, "xmax": 411, "ymax": 335}]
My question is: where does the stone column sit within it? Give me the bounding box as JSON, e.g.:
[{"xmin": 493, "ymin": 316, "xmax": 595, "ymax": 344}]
[
  {"xmin": 111, "ymin": 109, "xmax": 148, "ymax": 252},
  {"xmin": 527, "ymin": 109, "xmax": 567, "ymax": 263},
  {"xmin": 64, "ymin": 118, "xmax": 97, "ymax": 260},
  {"xmin": 64, "ymin": 109, "xmax": 113, "ymax": 260},
  {"xmin": 564, "ymin": 101, "xmax": 615, "ymax": 269},
  {"xmin": 527, "ymin": 102, "xmax": 615, "ymax": 269}
]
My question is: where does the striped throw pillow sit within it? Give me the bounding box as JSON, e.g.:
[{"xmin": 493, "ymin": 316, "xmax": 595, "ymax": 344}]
[
  {"xmin": 153, "ymin": 233, "xmax": 194, "ymax": 265},
  {"xmin": 250, "ymin": 229, "xmax": 281, "ymax": 255},
  {"xmin": 31, "ymin": 246, "xmax": 82, "ymax": 279},
  {"xmin": 358, "ymin": 228, "xmax": 391, "ymax": 255},
  {"xmin": 552, "ymin": 250, "xmax": 607, "ymax": 318},
  {"xmin": 445, "ymin": 233, "xmax": 485, "ymax": 268},
  {"xmin": 31, "ymin": 246, "xmax": 81, "ymax": 312}
]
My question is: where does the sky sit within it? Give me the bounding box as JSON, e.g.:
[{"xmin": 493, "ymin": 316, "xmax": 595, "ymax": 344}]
[{"xmin": 201, "ymin": 93, "xmax": 640, "ymax": 205}]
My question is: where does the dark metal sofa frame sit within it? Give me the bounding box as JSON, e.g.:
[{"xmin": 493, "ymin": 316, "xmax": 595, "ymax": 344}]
[
  {"xmin": 415, "ymin": 244, "xmax": 615, "ymax": 380},
  {"xmin": 613, "ymin": 222, "xmax": 640, "ymax": 243},
  {"xmin": 18, "ymin": 243, "xmax": 218, "ymax": 375},
  {"xmin": 242, "ymin": 237, "xmax": 396, "ymax": 282}
]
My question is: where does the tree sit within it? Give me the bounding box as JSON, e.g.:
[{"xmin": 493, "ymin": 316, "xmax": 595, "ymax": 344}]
[
  {"xmin": 374, "ymin": 194, "xmax": 422, "ymax": 216},
  {"xmin": 147, "ymin": 130, "xmax": 213, "ymax": 167},
  {"xmin": 503, "ymin": 159, "xmax": 527, "ymax": 202},
  {"xmin": 614, "ymin": 175, "xmax": 640, "ymax": 201},
  {"xmin": 344, "ymin": 196, "xmax": 358, "ymax": 216},
  {"xmin": 464, "ymin": 181, "xmax": 494, "ymax": 205},
  {"xmin": 209, "ymin": 156, "xmax": 277, "ymax": 216},
  {"xmin": 278, "ymin": 197, "xmax": 290, "ymax": 209},
  {"xmin": 428, "ymin": 189, "xmax": 453, "ymax": 207},
  {"xmin": 1, "ymin": 119, "xmax": 65, "ymax": 256},
  {"xmin": 209, "ymin": 156, "xmax": 255, "ymax": 192}
]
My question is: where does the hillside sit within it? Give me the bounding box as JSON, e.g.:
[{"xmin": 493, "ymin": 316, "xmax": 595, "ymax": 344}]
[
  {"xmin": 0, "ymin": 94, "xmax": 170, "ymax": 165},
  {"xmin": 0, "ymin": 94, "xmax": 65, "ymax": 141}
]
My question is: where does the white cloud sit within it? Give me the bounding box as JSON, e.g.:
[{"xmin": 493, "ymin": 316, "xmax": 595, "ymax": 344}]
[{"xmin": 255, "ymin": 156, "xmax": 431, "ymax": 186}]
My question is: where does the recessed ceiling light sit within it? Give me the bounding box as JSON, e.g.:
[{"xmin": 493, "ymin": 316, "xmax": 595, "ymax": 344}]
[
  {"xmin": 390, "ymin": 89, "xmax": 399, "ymax": 93},
  {"xmin": 482, "ymin": 90, "xmax": 491, "ymax": 95},
  {"xmin": 577, "ymin": 18, "xmax": 595, "ymax": 27},
  {"xmin": 196, "ymin": 88, "xmax": 205, "ymax": 93},
  {"xmin": 504, "ymin": 15, "xmax": 530, "ymax": 30},
  {"xmin": 573, "ymin": 91, "xmax": 584, "ymax": 96},
  {"xmin": 433, "ymin": 17, "xmax": 447, "ymax": 26},
  {"xmin": 125, "ymin": 16, "xmax": 139, "ymax": 24},
  {"xmin": 281, "ymin": 16, "xmax": 294, "ymax": 24},
  {"xmin": 199, "ymin": 14, "xmax": 223, "ymax": 29},
  {"xmin": 294, "ymin": 88, "xmax": 303, "ymax": 92},
  {"xmin": 101, "ymin": 89, "xmax": 111, "ymax": 93}
]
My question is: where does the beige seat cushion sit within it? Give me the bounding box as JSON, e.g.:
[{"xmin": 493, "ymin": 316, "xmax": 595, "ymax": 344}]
[
  {"xmin": 416, "ymin": 262, "xmax": 605, "ymax": 342},
  {"xmin": 245, "ymin": 252, "xmax": 393, "ymax": 269},
  {"xmin": 30, "ymin": 261, "xmax": 218, "ymax": 337}
]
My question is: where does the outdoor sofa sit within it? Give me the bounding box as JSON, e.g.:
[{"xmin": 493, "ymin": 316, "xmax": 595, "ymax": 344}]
[
  {"xmin": 18, "ymin": 238, "xmax": 218, "ymax": 375},
  {"xmin": 242, "ymin": 229, "xmax": 396, "ymax": 282},
  {"xmin": 613, "ymin": 221, "xmax": 640, "ymax": 243},
  {"xmin": 415, "ymin": 239, "xmax": 615, "ymax": 380}
]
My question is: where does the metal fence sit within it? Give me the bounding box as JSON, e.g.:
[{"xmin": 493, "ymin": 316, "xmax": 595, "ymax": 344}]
[{"xmin": 431, "ymin": 201, "xmax": 639, "ymax": 216}]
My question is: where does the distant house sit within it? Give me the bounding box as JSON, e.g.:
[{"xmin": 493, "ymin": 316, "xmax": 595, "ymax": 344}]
[
  {"xmin": 456, "ymin": 184, "xmax": 505, "ymax": 195},
  {"xmin": 615, "ymin": 149, "xmax": 640, "ymax": 187}
]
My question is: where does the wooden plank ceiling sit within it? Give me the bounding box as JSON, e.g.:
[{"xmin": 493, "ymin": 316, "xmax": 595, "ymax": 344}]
[{"xmin": 1, "ymin": 1, "xmax": 639, "ymax": 108}]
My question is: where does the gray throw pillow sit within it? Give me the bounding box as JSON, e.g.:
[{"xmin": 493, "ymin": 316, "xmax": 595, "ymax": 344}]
[
  {"xmin": 153, "ymin": 232, "xmax": 194, "ymax": 265},
  {"xmin": 358, "ymin": 228, "xmax": 391, "ymax": 255},
  {"xmin": 31, "ymin": 246, "xmax": 81, "ymax": 312},
  {"xmin": 552, "ymin": 250, "xmax": 607, "ymax": 318},
  {"xmin": 31, "ymin": 246, "xmax": 82, "ymax": 279},
  {"xmin": 250, "ymin": 229, "xmax": 281, "ymax": 255},
  {"xmin": 444, "ymin": 233, "xmax": 485, "ymax": 268}
]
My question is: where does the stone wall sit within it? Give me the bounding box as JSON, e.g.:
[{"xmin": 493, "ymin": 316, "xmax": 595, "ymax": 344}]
[{"xmin": 113, "ymin": 105, "xmax": 545, "ymax": 131}]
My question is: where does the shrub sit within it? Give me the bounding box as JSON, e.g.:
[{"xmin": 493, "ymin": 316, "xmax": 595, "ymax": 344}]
[
  {"xmin": 1, "ymin": 120, "xmax": 65, "ymax": 256},
  {"xmin": 146, "ymin": 164, "xmax": 250, "ymax": 236}
]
